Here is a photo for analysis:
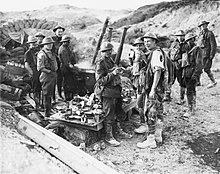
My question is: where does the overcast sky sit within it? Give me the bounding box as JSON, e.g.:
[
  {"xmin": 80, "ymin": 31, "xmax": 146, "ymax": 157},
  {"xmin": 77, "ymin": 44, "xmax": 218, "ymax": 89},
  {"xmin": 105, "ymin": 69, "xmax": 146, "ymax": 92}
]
[{"xmin": 1, "ymin": 0, "xmax": 177, "ymax": 12}]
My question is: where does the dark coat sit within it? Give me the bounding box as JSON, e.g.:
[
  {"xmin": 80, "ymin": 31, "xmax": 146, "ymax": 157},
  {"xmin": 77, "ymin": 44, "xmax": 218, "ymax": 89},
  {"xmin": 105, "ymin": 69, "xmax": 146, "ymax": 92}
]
[
  {"xmin": 58, "ymin": 44, "xmax": 76, "ymax": 73},
  {"xmin": 183, "ymin": 44, "xmax": 203, "ymax": 79},
  {"xmin": 95, "ymin": 55, "xmax": 121, "ymax": 98},
  {"xmin": 198, "ymin": 28, "xmax": 217, "ymax": 59}
]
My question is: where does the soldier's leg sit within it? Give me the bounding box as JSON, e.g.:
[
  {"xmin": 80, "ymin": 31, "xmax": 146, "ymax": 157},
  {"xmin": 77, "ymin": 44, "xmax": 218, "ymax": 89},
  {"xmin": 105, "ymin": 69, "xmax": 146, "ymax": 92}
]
[
  {"xmin": 102, "ymin": 97, "xmax": 120, "ymax": 146},
  {"xmin": 57, "ymin": 69, "xmax": 64, "ymax": 99},
  {"xmin": 184, "ymin": 78, "xmax": 196, "ymax": 117},
  {"xmin": 204, "ymin": 58, "xmax": 217, "ymax": 88}
]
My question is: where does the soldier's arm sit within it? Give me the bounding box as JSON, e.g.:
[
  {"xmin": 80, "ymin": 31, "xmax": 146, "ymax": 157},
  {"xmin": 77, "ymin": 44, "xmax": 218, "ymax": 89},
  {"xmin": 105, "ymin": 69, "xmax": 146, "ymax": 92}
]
[
  {"xmin": 95, "ymin": 61, "xmax": 115, "ymax": 86},
  {"xmin": 192, "ymin": 47, "xmax": 203, "ymax": 79},
  {"xmin": 24, "ymin": 52, "xmax": 33, "ymax": 75},
  {"xmin": 209, "ymin": 31, "xmax": 217, "ymax": 59},
  {"xmin": 58, "ymin": 47, "xmax": 69, "ymax": 67},
  {"xmin": 37, "ymin": 53, "xmax": 51, "ymax": 73}
]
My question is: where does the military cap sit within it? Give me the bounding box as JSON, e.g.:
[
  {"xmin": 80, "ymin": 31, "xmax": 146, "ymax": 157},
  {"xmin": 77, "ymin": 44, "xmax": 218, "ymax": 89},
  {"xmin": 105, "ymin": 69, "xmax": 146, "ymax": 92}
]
[
  {"xmin": 26, "ymin": 36, "xmax": 37, "ymax": 44},
  {"xmin": 100, "ymin": 42, "xmax": 113, "ymax": 52},
  {"xmin": 35, "ymin": 32, "xmax": 45, "ymax": 38},
  {"xmin": 185, "ymin": 33, "xmax": 197, "ymax": 42},
  {"xmin": 141, "ymin": 32, "xmax": 158, "ymax": 41},
  {"xmin": 60, "ymin": 35, "xmax": 71, "ymax": 42},
  {"xmin": 53, "ymin": 25, "xmax": 65, "ymax": 32},
  {"xmin": 198, "ymin": 21, "xmax": 210, "ymax": 27},
  {"xmin": 174, "ymin": 30, "xmax": 185, "ymax": 36},
  {"xmin": 133, "ymin": 37, "xmax": 144, "ymax": 46},
  {"xmin": 41, "ymin": 37, "xmax": 55, "ymax": 45}
]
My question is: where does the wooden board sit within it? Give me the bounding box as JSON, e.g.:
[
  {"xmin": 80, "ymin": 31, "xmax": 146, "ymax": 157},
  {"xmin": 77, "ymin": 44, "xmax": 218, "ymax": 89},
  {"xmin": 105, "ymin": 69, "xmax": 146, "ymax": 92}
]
[{"xmin": 17, "ymin": 115, "xmax": 119, "ymax": 174}]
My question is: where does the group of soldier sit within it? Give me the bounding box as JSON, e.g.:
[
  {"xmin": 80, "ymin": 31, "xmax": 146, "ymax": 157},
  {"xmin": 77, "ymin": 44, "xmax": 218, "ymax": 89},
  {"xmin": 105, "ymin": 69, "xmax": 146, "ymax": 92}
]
[
  {"xmin": 94, "ymin": 20, "xmax": 217, "ymax": 148},
  {"xmin": 24, "ymin": 19, "xmax": 217, "ymax": 149},
  {"xmin": 24, "ymin": 25, "xmax": 78, "ymax": 118}
]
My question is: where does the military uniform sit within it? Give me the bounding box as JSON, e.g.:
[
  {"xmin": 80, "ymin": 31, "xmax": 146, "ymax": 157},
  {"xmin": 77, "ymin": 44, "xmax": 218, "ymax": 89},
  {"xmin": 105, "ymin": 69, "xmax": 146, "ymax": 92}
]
[
  {"xmin": 183, "ymin": 41, "xmax": 203, "ymax": 116},
  {"xmin": 58, "ymin": 44, "xmax": 77, "ymax": 100},
  {"xmin": 52, "ymin": 35, "xmax": 63, "ymax": 99},
  {"xmin": 198, "ymin": 27, "xmax": 217, "ymax": 87},
  {"xmin": 168, "ymin": 39, "xmax": 188, "ymax": 102},
  {"xmin": 37, "ymin": 48, "xmax": 58, "ymax": 117},
  {"xmin": 24, "ymin": 47, "xmax": 42, "ymax": 108},
  {"xmin": 143, "ymin": 48, "xmax": 165, "ymax": 133}
]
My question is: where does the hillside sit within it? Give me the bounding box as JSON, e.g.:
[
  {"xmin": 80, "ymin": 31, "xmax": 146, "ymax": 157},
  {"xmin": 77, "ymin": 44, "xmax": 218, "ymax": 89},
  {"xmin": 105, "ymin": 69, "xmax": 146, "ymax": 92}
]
[{"xmin": 112, "ymin": 0, "xmax": 220, "ymax": 44}]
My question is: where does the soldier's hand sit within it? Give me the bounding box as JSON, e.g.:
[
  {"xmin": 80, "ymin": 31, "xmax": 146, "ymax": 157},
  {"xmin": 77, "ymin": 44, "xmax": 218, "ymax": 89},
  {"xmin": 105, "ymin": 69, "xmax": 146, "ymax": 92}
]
[
  {"xmin": 69, "ymin": 63, "xmax": 74, "ymax": 68},
  {"xmin": 149, "ymin": 89, "xmax": 156, "ymax": 99},
  {"xmin": 112, "ymin": 67, "xmax": 120, "ymax": 75}
]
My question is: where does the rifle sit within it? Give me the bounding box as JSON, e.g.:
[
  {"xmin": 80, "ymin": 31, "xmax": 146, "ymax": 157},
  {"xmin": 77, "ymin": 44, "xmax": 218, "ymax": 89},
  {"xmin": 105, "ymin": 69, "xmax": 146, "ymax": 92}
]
[
  {"xmin": 92, "ymin": 17, "xmax": 109, "ymax": 65},
  {"xmin": 114, "ymin": 26, "xmax": 130, "ymax": 65}
]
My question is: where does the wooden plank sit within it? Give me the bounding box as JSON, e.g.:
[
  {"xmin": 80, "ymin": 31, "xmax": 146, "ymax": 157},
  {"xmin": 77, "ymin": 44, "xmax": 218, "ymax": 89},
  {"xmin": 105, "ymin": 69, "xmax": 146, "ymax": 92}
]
[{"xmin": 17, "ymin": 115, "xmax": 119, "ymax": 174}]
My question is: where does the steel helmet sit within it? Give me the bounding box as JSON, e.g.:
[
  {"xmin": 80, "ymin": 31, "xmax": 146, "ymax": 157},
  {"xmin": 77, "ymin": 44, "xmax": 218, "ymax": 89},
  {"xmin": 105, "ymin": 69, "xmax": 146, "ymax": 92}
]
[
  {"xmin": 35, "ymin": 32, "xmax": 45, "ymax": 38},
  {"xmin": 41, "ymin": 37, "xmax": 55, "ymax": 45},
  {"xmin": 53, "ymin": 25, "xmax": 65, "ymax": 32},
  {"xmin": 133, "ymin": 37, "xmax": 144, "ymax": 46},
  {"xmin": 100, "ymin": 42, "xmax": 113, "ymax": 52},
  {"xmin": 26, "ymin": 36, "xmax": 37, "ymax": 44},
  {"xmin": 142, "ymin": 32, "xmax": 158, "ymax": 41},
  {"xmin": 198, "ymin": 21, "xmax": 209, "ymax": 27},
  {"xmin": 60, "ymin": 35, "xmax": 71, "ymax": 42},
  {"xmin": 174, "ymin": 30, "xmax": 185, "ymax": 36},
  {"xmin": 185, "ymin": 33, "xmax": 197, "ymax": 42}
]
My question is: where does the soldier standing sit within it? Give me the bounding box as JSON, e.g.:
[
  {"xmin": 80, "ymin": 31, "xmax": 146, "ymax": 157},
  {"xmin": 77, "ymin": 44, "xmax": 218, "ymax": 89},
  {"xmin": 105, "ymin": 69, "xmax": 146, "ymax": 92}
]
[
  {"xmin": 168, "ymin": 30, "xmax": 188, "ymax": 105},
  {"xmin": 130, "ymin": 38, "xmax": 148, "ymax": 134},
  {"xmin": 136, "ymin": 33, "xmax": 165, "ymax": 149},
  {"xmin": 95, "ymin": 42, "xmax": 132, "ymax": 147},
  {"xmin": 58, "ymin": 35, "xmax": 78, "ymax": 101},
  {"xmin": 182, "ymin": 33, "xmax": 203, "ymax": 117},
  {"xmin": 37, "ymin": 37, "xmax": 58, "ymax": 118},
  {"xmin": 35, "ymin": 32, "xmax": 45, "ymax": 45},
  {"xmin": 198, "ymin": 21, "xmax": 217, "ymax": 88},
  {"xmin": 24, "ymin": 36, "xmax": 42, "ymax": 111},
  {"xmin": 52, "ymin": 25, "xmax": 65, "ymax": 100}
]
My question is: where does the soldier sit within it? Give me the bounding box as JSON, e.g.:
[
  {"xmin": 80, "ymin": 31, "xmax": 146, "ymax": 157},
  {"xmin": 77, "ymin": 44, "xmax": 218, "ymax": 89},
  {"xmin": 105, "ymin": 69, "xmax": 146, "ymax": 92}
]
[
  {"xmin": 182, "ymin": 33, "xmax": 203, "ymax": 117},
  {"xmin": 197, "ymin": 21, "xmax": 217, "ymax": 88},
  {"xmin": 168, "ymin": 30, "xmax": 188, "ymax": 105},
  {"xmin": 130, "ymin": 38, "xmax": 148, "ymax": 134},
  {"xmin": 52, "ymin": 25, "xmax": 65, "ymax": 100},
  {"xmin": 35, "ymin": 32, "xmax": 45, "ymax": 45},
  {"xmin": 37, "ymin": 37, "xmax": 58, "ymax": 118},
  {"xmin": 136, "ymin": 33, "xmax": 165, "ymax": 149},
  {"xmin": 58, "ymin": 35, "xmax": 78, "ymax": 101},
  {"xmin": 95, "ymin": 42, "xmax": 132, "ymax": 147},
  {"xmin": 24, "ymin": 36, "xmax": 42, "ymax": 111}
]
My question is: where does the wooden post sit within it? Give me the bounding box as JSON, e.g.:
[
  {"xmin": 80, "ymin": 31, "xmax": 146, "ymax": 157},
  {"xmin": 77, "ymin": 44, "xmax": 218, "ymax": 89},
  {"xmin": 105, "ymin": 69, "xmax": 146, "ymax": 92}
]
[
  {"xmin": 17, "ymin": 114, "xmax": 119, "ymax": 174},
  {"xmin": 106, "ymin": 27, "xmax": 113, "ymax": 42},
  {"xmin": 92, "ymin": 17, "xmax": 109, "ymax": 65},
  {"xmin": 115, "ymin": 26, "xmax": 130, "ymax": 65}
]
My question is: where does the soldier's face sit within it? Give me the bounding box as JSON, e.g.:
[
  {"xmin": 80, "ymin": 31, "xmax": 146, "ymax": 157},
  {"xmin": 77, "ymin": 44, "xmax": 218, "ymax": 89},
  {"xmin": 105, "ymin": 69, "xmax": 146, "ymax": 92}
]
[
  {"xmin": 177, "ymin": 35, "xmax": 185, "ymax": 42},
  {"xmin": 144, "ymin": 38, "xmax": 156, "ymax": 50},
  {"xmin": 136, "ymin": 43, "xmax": 145, "ymax": 51},
  {"xmin": 200, "ymin": 24, "xmax": 208, "ymax": 31},
  {"xmin": 44, "ymin": 43, "xmax": 53, "ymax": 50},
  {"xmin": 55, "ymin": 29, "xmax": 64, "ymax": 37},
  {"xmin": 101, "ymin": 49, "xmax": 112, "ymax": 57},
  {"xmin": 36, "ymin": 37, "xmax": 44, "ymax": 44}
]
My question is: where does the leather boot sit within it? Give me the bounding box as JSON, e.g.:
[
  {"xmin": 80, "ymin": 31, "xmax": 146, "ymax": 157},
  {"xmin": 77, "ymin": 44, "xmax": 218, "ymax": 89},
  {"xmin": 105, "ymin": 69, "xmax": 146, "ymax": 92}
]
[
  {"xmin": 44, "ymin": 96, "xmax": 51, "ymax": 118},
  {"xmin": 207, "ymin": 72, "xmax": 217, "ymax": 88},
  {"xmin": 105, "ymin": 124, "xmax": 120, "ymax": 147},
  {"xmin": 154, "ymin": 119, "xmax": 163, "ymax": 143},
  {"xmin": 137, "ymin": 134, "xmax": 157, "ymax": 149},
  {"xmin": 177, "ymin": 87, "xmax": 185, "ymax": 105},
  {"xmin": 115, "ymin": 122, "xmax": 132, "ymax": 139},
  {"xmin": 33, "ymin": 92, "xmax": 40, "ymax": 111}
]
